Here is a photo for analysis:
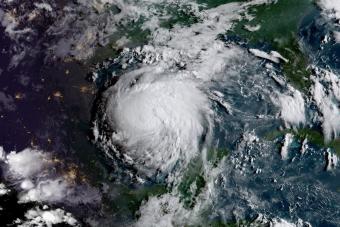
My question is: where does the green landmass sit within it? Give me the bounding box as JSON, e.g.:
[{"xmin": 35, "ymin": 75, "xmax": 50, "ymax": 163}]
[
  {"xmin": 159, "ymin": 4, "xmax": 202, "ymax": 28},
  {"xmin": 207, "ymin": 219, "xmax": 263, "ymax": 227},
  {"xmin": 178, "ymin": 148, "xmax": 229, "ymax": 208},
  {"xmin": 105, "ymin": 183, "xmax": 168, "ymax": 216},
  {"xmin": 266, "ymin": 127, "xmax": 340, "ymax": 155},
  {"xmin": 178, "ymin": 156, "xmax": 206, "ymax": 208},
  {"xmin": 228, "ymin": 0, "xmax": 315, "ymax": 91},
  {"xmin": 207, "ymin": 148, "xmax": 230, "ymax": 167},
  {"xmin": 101, "ymin": 148, "xmax": 229, "ymax": 215}
]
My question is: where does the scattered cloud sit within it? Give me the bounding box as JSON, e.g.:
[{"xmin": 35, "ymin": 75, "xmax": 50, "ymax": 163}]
[
  {"xmin": 0, "ymin": 146, "xmax": 101, "ymax": 205},
  {"xmin": 0, "ymin": 91, "xmax": 16, "ymax": 112},
  {"xmin": 15, "ymin": 206, "xmax": 79, "ymax": 227}
]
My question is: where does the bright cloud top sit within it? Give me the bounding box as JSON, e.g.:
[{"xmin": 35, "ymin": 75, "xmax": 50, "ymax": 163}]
[
  {"xmin": 16, "ymin": 206, "xmax": 79, "ymax": 227},
  {"xmin": 95, "ymin": 0, "xmax": 274, "ymax": 182},
  {"xmin": 318, "ymin": 0, "xmax": 340, "ymax": 21},
  {"xmin": 102, "ymin": 68, "xmax": 211, "ymax": 178},
  {"xmin": 0, "ymin": 147, "xmax": 100, "ymax": 205},
  {"xmin": 273, "ymin": 85, "xmax": 306, "ymax": 127},
  {"xmin": 311, "ymin": 67, "xmax": 340, "ymax": 142},
  {"xmin": 6, "ymin": 148, "xmax": 47, "ymax": 178}
]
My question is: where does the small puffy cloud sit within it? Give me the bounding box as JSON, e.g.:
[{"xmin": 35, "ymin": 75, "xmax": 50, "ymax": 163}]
[
  {"xmin": 20, "ymin": 179, "xmax": 34, "ymax": 190},
  {"xmin": 0, "ymin": 146, "xmax": 5, "ymax": 161},
  {"xmin": 0, "ymin": 183, "xmax": 10, "ymax": 196},
  {"xmin": 334, "ymin": 31, "xmax": 340, "ymax": 43}
]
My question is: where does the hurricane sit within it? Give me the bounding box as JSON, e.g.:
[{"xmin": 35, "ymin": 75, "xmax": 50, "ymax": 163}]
[{"xmin": 0, "ymin": 0, "xmax": 340, "ymax": 226}]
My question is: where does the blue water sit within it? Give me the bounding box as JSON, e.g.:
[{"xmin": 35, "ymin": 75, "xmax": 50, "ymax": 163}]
[{"xmin": 194, "ymin": 7, "xmax": 340, "ymax": 226}]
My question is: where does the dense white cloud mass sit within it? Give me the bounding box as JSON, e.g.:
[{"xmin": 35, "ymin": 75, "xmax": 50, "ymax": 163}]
[
  {"xmin": 249, "ymin": 49, "xmax": 288, "ymax": 64},
  {"xmin": 271, "ymin": 65, "xmax": 340, "ymax": 143},
  {"xmin": 325, "ymin": 148, "xmax": 338, "ymax": 171},
  {"xmin": 312, "ymin": 79, "xmax": 340, "ymax": 141},
  {"xmin": 16, "ymin": 206, "xmax": 79, "ymax": 227},
  {"xmin": 103, "ymin": 69, "xmax": 211, "ymax": 177},
  {"xmin": 0, "ymin": 0, "xmax": 278, "ymax": 66},
  {"xmin": 274, "ymin": 86, "xmax": 306, "ymax": 127},
  {"xmin": 318, "ymin": 0, "xmax": 340, "ymax": 42},
  {"xmin": 135, "ymin": 193, "xmax": 188, "ymax": 227},
  {"xmin": 254, "ymin": 214, "xmax": 312, "ymax": 227},
  {"xmin": 318, "ymin": 0, "xmax": 340, "ymax": 21},
  {"xmin": 6, "ymin": 148, "xmax": 47, "ymax": 178},
  {"xmin": 20, "ymin": 179, "xmax": 35, "ymax": 190},
  {"xmin": 2, "ymin": 0, "xmax": 335, "ymax": 226},
  {"xmin": 95, "ymin": 0, "xmax": 279, "ymax": 183},
  {"xmin": 19, "ymin": 178, "xmax": 69, "ymax": 203},
  {"xmin": 334, "ymin": 31, "xmax": 340, "ymax": 43},
  {"xmin": 0, "ymin": 183, "xmax": 10, "ymax": 196},
  {"xmin": 311, "ymin": 67, "xmax": 340, "ymax": 141},
  {"xmin": 0, "ymin": 147, "xmax": 100, "ymax": 204},
  {"xmin": 281, "ymin": 133, "xmax": 293, "ymax": 160}
]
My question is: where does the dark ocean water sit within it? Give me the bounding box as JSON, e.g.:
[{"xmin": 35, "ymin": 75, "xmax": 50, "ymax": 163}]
[
  {"xmin": 0, "ymin": 23, "xmax": 107, "ymax": 227},
  {"xmin": 299, "ymin": 8, "xmax": 340, "ymax": 72}
]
